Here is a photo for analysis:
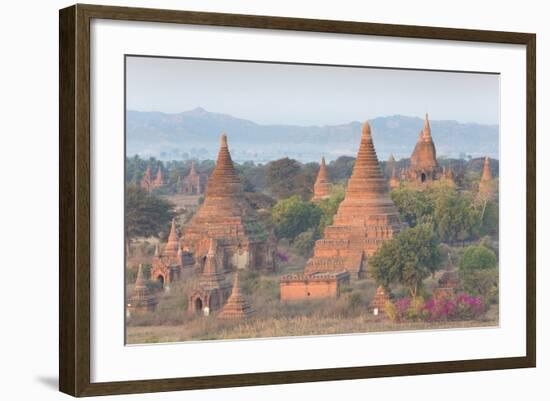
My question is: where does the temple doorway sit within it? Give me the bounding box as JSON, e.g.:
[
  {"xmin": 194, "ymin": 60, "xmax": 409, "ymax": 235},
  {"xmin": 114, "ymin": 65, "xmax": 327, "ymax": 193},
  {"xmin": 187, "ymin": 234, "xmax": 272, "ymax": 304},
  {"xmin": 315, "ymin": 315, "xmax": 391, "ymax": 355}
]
[
  {"xmin": 156, "ymin": 275, "xmax": 164, "ymax": 289},
  {"xmin": 421, "ymin": 173, "xmax": 426, "ymax": 183},
  {"xmin": 194, "ymin": 298, "xmax": 203, "ymax": 312}
]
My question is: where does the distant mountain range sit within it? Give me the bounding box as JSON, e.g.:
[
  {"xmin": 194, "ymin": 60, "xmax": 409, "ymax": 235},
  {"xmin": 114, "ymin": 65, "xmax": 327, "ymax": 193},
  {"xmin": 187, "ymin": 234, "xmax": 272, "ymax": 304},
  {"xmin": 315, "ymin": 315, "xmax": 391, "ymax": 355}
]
[{"xmin": 126, "ymin": 108, "xmax": 499, "ymax": 163}]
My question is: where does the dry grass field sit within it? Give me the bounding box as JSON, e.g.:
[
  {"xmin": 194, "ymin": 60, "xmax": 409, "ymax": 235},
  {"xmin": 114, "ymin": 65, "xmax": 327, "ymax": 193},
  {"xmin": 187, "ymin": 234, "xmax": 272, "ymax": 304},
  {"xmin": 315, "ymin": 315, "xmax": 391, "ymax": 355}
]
[{"xmin": 125, "ymin": 244, "xmax": 499, "ymax": 344}]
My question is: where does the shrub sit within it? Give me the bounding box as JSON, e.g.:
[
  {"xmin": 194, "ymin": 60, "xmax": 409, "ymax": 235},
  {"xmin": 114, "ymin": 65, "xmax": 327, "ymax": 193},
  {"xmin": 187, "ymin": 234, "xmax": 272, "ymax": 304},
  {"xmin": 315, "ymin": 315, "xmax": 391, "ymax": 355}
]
[
  {"xmin": 459, "ymin": 245, "xmax": 497, "ymax": 272},
  {"xmin": 292, "ymin": 229, "xmax": 318, "ymax": 257}
]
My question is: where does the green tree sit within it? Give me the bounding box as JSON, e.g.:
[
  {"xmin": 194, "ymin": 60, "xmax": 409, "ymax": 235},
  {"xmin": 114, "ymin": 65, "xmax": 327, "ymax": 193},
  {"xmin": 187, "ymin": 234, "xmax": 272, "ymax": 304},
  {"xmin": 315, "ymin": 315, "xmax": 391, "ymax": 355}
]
[
  {"xmin": 459, "ymin": 245, "xmax": 498, "ymax": 302},
  {"xmin": 433, "ymin": 190, "xmax": 480, "ymax": 244},
  {"xmin": 292, "ymin": 229, "xmax": 319, "ymax": 257},
  {"xmin": 271, "ymin": 195, "xmax": 322, "ymax": 240},
  {"xmin": 370, "ymin": 224, "xmax": 442, "ymax": 297},
  {"xmin": 328, "ymin": 156, "xmax": 355, "ymax": 182},
  {"xmin": 480, "ymin": 200, "xmax": 499, "ymax": 237},
  {"xmin": 266, "ymin": 158, "xmax": 302, "ymax": 199},
  {"xmin": 459, "ymin": 245, "xmax": 497, "ymax": 272},
  {"xmin": 391, "ymin": 187, "xmax": 434, "ymax": 227},
  {"xmin": 125, "ymin": 185, "xmax": 175, "ymax": 241}
]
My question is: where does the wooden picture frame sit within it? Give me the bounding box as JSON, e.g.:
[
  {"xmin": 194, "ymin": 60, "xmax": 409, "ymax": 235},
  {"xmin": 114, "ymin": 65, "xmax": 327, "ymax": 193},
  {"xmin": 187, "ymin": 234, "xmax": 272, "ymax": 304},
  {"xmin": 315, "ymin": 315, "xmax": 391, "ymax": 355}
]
[{"xmin": 59, "ymin": 3, "xmax": 536, "ymax": 397}]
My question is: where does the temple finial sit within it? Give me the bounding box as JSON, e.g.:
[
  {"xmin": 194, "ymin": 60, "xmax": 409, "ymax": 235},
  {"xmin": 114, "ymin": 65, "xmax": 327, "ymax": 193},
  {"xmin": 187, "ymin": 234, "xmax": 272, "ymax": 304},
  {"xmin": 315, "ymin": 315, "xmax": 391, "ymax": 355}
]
[
  {"xmin": 220, "ymin": 133, "xmax": 228, "ymax": 147},
  {"xmin": 361, "ymin": 121, "xmax": 372, "ymax": 140}
]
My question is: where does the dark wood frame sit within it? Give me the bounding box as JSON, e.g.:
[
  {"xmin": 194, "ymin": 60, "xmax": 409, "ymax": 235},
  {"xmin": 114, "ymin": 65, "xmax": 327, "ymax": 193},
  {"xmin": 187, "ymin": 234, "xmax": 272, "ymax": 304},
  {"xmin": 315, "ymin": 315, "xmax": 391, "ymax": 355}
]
[{"xmin": 59, "ymin": 3, "xmax": 536, "ymax": 397}]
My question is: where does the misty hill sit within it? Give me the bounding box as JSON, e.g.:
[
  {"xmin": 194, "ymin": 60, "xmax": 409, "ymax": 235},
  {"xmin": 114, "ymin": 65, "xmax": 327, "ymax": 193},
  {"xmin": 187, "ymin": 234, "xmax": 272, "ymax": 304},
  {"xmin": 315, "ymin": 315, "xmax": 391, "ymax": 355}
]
[{"xmin": 126, "ymin": 108, "xmax": 499, "ymax": 163}]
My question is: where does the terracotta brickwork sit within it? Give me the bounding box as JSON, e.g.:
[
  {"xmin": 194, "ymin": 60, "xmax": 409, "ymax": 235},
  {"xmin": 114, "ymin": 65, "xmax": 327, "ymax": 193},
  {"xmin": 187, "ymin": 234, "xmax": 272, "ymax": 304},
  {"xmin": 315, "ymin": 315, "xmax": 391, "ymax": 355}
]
[
  {"xmin": 150, "ymin": 219, "xmax": 194, "ymax": 288},
  {"xmin": 140, "ymin": 164, "xmax": 164, "ymax": 192},
  {"xmin": 182, "ymin": 134, "xmax": 276, "ymax": 272},
  {"xmin": 478, "ymin": 157, "xmax": 496, "ymax": 200},
  {"xmin": 404, "ymin": 114, "xmax": 443, "ymax": 184},
  {"xmin": 280, "ymin": 271, "xmax": 350, "ymax": 302},
  {"xmin": 188, "ymin": 240, "xmax": 231, "ymax": 314},
  {"xmin": 312, "ymin": 156, "xmax": 332, "ymax": 202},
  {"xmin": 218, "ymin": 274, "xmax": 254, "ymax": 319},
  {"xmin": 305, "ymin": 122, "xmax": 402, "ymax": 279}
]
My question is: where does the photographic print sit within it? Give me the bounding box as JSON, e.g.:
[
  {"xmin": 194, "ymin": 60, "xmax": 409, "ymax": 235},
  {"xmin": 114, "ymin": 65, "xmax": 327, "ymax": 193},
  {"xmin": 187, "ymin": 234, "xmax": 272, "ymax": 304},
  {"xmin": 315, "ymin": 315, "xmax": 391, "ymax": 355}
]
[{"xmin": 124, "ymin": 56, "xmax": 500, "ymax": 345}]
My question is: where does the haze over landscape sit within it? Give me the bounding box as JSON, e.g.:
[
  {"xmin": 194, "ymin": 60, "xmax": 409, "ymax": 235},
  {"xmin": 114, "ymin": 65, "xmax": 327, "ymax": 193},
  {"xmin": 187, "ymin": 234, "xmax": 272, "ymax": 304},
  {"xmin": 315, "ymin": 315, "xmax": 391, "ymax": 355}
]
[
  {"xmin": 126, "ymin": 108, "xmax": 499, "ymax": 162},
  {"xmin": 126, "ymin": 56, "xmax": 499, "ymax": 162}
]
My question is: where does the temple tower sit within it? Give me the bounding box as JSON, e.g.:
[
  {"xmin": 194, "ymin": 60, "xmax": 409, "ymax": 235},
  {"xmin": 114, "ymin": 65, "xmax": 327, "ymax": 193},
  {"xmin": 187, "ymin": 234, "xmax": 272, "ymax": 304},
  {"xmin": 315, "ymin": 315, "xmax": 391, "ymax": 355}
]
[
  {"xmin": 389, "ymin": 167, "xmax": 400, "ymax": 190},
  {"xmin": 312, "ymin": 156, "xmax": 332, "ymax": 202},
  {"xmin": 406, "ymin": 114, "xmax": 442, "ymax": 184},
  {"xmin": 305, "ymin": 122, "xmax": 402, "ymax": 279},
  {"xmin": 478, "ymin": 157, "xmax": 495, "ymax": 199},
  {"xmin": 218, "ymin": 273, "xmax": 254, "ymax": 319},
  {"xmin": 127, "ymin": 264, "xmax": 157, "ymax": 315},
  {"xmin": 140, "ymin": 165, "xmax": 154, "ymax": 192},
  {"xmin": 188, "ymin": 240, "xmax": 231, "ymax": 314},
  {"xmin": 182, "ymin": 134, "xmax": 275, "ymax": 271},
  {"xmin": 153, "ymin": 165, "xmax": 164, "ymax": 189},
  {"xmin": 181, "ymin": 160, "xmax": 206, "ymax": 195}
]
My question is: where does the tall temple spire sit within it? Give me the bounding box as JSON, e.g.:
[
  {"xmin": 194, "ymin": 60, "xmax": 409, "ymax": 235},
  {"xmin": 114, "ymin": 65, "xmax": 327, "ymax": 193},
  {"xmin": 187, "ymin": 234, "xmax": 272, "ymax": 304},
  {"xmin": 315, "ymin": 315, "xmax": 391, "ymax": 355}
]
[
  {"xmin": 389, "ymin": 166, "xmax": 400, "ymax": 189},
  {"xmin": 306, "ymin": 121, "xmax": 402, "ymax": 279},
  {"xmin": 312, "ymin": 156, "xmax": 331, "ymax": 201},
  {"xmin": 204, "ymin": 133, "xmax": 241, "ymax": 200},
  {"xmin": 481, "ymin": 157, "xmax": 492, "ymax": 181},
  {"xmin": 189, "ymin": 160, "xmax": 197, "ymax": 176},
  {"xmin": 422, "ymin": 113, "xmax": 432, "ymax": 141},
  {"xmin": 478, "ymin": 157, "xmax": 494, "ymax": 199},
  {"xmin": 164, "ymin": 218, "xmax": 179, "ymax": 258},
  {"xmin": 343, "ymin": 121, "xmax": 388, "ymax": 200}
]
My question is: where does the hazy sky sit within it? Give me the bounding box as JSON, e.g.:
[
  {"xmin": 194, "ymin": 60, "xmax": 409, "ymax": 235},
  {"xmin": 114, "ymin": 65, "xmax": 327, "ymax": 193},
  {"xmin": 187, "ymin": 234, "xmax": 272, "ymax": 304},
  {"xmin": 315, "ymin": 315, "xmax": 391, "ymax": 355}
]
[{"xmin": 126, "ymin": 56, "xmax": 500, "ymax": 126}]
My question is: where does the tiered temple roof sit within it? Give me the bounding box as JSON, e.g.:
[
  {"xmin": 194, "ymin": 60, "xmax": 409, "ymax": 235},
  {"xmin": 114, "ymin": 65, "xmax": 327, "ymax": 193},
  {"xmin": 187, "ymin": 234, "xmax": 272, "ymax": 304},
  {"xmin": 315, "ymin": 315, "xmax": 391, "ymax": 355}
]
[
  {"xmin": 188, "ymin": 240, "xmax": 231, "ymax": 313},
  {"xmin": 305, "ymin": 121, "xmax": 402, "ymax": 278},
  {"xmin": 406, "ymin": 114, "xmax": 442, "ymax": 183},
  {"xmin": 182, "ymin": 134, "xmax": 271, "ymax": 270},
  {"xmin": 312, "ymin": 156, "xmax": 332, "ymax": 202},
  {"xmin": 140, "ymin": 165, "xmax": 154, "ymax": 192},
  {"xmin": 218, "ymin": 274, "xmax": 254, "ymax": 319}
]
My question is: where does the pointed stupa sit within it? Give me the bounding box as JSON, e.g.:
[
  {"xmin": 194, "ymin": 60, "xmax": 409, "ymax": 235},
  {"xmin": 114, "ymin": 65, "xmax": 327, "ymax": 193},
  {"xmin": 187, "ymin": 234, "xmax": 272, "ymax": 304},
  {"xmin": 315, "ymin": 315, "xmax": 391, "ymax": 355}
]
[
  {"xmin": 312, "ymin": 156, "xmax": 332, "ymax": 201},
  {"xmin": 189, "ymin": 160, "xmax": 198, "ymax": 176},
  {"xmin": 218, "ymin": 273, "xmax": 254, "ymax": 319},
  {"xmin": 153, "ymin": 165, "xmax": 164, "ymax": 187},
  {"xmin": 481, "ymin": 157, "xmax": 492, "ymax": 181},
  {"xmin": 140, "ymin": 165, "xmax": 154, "ymax": 192},
  {"xmin": 128, "ymin": 264, "xmax": 157, "ymax": 313},
  {"xmin": 164, "ymin": 218, "xmax": 180, "ymax": 258},
  {"xmin": 181, "ymin": 133, "xmax": 270, "ymax": 270},
  {"xmin": 478, "ymin": 157, "xmax": 495, "ymax": 199},
  {"xmin": 389, "ymin": 167, "xmax": 400, "ymax": 190},
  {"xmin": 305, "ymin": 121, "xmax": 402, "ymax": 278}
]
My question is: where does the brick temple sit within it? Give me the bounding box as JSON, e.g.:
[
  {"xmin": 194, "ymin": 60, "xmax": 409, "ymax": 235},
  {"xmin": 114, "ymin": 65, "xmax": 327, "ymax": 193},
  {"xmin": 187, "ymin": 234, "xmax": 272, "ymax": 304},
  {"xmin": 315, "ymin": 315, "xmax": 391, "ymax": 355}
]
[
  {"xmin": 179, "ymin": 161, "xmax": 207, "ymax": 195},
  {"xmin": 279, "ymin": 271, "xmax": 350, "ymax": 302},
  {"xmin": 312, "ymin": 156, "xmax": 332, "ymax": 202},
  {"xmin": 127, "ymin": 264, "xmax": 157, "ymax": 315},
  {"xmin": 140, "ymin": 164, "xmax": 164, "ymax": 192},
  {"xmin": 181, "ymin": 134, "xmax": 276, "ymax": 272},
  {"xmin": 188, "ymin": 240, "xmax": 231, "ymax": 314},
  {"xmin": 305, "ymin": 121, "xmax": 402, "ymax": 279},
  {"xmin": 404, "ymin": 114, "xmax": 443, "ymax": 184},
  {"xmin": 150, "ymin": 218, "xmax": 194, "ymax": 288}
]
